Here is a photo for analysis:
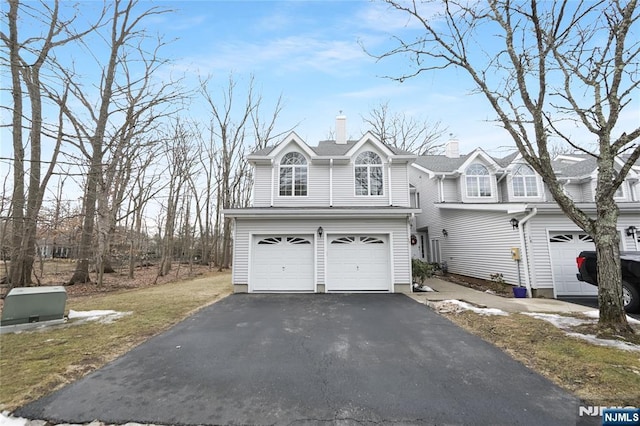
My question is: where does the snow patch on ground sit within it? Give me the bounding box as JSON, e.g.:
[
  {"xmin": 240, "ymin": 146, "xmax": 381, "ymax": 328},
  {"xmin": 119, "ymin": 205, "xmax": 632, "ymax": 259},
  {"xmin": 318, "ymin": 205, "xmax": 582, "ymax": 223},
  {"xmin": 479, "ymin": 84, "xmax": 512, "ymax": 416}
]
[
  {"xmin": 0, "ymin": 411, "xmax": 28, "ymax": 426},
  {"xmin": 523, "ymin": 311, "xmax": 640, "ymax": 352},
  {"xmin": 431, "ymin": 299, "xmax": 509, "ymax": 316},
  {"xmin": 1, "ymin": 411, "xmax": 163, "ymax": 426},
  {"xmin": 581, "ymin": 309, "xmax": 640, "ymax": 325},
  {"xmin": 68, "ymin": 310, "xmax": 131, "ymax": 324}
]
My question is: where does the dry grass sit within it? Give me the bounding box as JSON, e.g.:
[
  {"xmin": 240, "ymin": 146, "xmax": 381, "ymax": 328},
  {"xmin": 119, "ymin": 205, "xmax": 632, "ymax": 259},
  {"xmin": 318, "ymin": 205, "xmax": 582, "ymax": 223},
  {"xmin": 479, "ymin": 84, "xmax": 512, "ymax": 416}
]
[
  {"xmin": 0, "ymin": 271, "xmax": 232, "ymax": 411},
  {"xmin": 441, "ymin": 310, "xmax": 640, "ymax": 406}
]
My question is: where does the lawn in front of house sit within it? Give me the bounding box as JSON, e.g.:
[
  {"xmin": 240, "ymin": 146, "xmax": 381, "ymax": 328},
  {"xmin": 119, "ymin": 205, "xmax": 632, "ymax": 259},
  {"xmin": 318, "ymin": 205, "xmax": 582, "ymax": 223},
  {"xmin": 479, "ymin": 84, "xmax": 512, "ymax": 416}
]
[
  {"xmin": 0, "ymin": 271, "xmax": 232, "ymax": 411},
  {"xmin": 442, "ymin": 309, "xmax": 640, "ymax": 406}
]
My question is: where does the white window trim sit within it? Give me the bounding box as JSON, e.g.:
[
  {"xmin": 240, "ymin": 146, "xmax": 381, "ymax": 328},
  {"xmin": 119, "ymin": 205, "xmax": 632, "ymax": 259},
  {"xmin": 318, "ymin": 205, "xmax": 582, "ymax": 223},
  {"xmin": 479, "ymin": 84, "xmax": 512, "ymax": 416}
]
[
  {"xmin": 278, "ymin": 153, "xmax": 308, "ymax": 197},
  {"xmin": 464, "ymin": 163, "xmax": 492, "ymax": 198},
  {"xmin": 354, "ymin": 151, "xmax": 385, "ymax": 197},
  {"xmin": 511, "ymin": 164, "xmax": 540, "ymax": 198}
]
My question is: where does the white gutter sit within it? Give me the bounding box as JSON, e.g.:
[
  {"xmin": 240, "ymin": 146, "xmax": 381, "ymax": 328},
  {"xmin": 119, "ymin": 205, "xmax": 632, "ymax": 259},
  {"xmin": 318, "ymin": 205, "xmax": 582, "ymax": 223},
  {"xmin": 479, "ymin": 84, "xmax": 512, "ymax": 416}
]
[
  {"xmin": 517, "ymin": 207, "xmax": 538, "ymax": 298},
  {"xmin": 329, "ymin": 159, "xmax": 334, "ymax": 207},
  {"xmin": 439, "ymin": 175, "xmax": 445, "ymax": 203},
  {"xmin": 270, "ymin": 159, "xmax": 275, "ymax": 207},
  {"xmin": 388, "ymin": 158, "xmax": 393, "ymax": 206}
]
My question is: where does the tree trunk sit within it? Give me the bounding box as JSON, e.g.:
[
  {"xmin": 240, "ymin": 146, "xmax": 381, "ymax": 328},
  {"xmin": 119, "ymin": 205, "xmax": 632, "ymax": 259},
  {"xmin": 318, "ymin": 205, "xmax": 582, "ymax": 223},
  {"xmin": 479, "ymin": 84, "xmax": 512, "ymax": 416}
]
[{"xmin": 7, "ymin": 0, "xmax": 28, "ymax": 288}]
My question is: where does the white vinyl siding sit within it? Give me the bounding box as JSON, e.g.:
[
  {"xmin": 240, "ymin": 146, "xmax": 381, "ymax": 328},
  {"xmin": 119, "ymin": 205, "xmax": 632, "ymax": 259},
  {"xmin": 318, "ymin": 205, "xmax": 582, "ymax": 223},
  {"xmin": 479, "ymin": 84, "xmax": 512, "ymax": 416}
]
[
  {"xmin": 563, "ymin": 183, "xmax": 583, "ymax": 202},
  {"xmin": 251, "ymin": 165, "xmax": 273, "ymax": 206},
  {"xmin": 409, "ymin": 168, "xmax": 440, "ymax": 231},
  {"xmin": 272, "ymin": 163, "xmax": 329, "ymax": 207},
  {"xmin": 442, "ymin": 179, "xmax": 460, "ymax": 202},
  {"xmin": 232, "ymin": 217, "xmax": 411, "ymax": 288},
  {"xmin": 255, "ymin": 162, "xmax": 411, "ymax": 208},
  {"xmin": 390, "ymin": 163, "xmax": 410, "ymax": 206},
  {"xmin": 438, "ymin": 209, "xmax": 522, "ymax": 285},
  {"xmin": 582, "ymin": 181, "xmax": 595, "ymax": 202}
]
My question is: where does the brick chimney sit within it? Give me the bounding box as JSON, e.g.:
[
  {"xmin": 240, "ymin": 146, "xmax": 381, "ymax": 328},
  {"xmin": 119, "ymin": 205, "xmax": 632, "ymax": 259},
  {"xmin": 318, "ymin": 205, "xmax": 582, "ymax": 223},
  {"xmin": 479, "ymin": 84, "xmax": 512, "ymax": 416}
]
[{"xmin": 336, "ymin": 114, "xmax": 347, "ymax": 144}]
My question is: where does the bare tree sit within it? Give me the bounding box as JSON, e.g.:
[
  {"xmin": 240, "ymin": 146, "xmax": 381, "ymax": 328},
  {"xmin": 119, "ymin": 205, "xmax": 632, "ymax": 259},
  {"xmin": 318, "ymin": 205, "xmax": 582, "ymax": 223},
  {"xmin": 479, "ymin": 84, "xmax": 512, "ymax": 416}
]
[
  {"xmin": 362, "ymin": 101, "xmax": 447, "ymax": 154},
  {"xmin": 374, "ymin": 0, "xmax": 640, "ymax": 334},
  {"xmin": 199, "ymin": 74, "xmax": 293, "ymax": 269},
  {"xmin": 155, "ymin": 119, "xmax": 197, "ymax": 279},
  {"xmin": 48, "ymin": 0, "xmax": 173, "ymax": 285},
  {"xmin": 1, "ymin": 0, "xmax": 102, "ymax": 287}
]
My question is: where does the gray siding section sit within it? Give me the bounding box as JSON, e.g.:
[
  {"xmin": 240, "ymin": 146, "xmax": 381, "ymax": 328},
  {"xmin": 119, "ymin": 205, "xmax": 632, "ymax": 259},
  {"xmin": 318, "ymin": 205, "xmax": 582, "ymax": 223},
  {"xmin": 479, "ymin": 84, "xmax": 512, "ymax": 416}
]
[
  {"xmin": 583, "ymin": 182, "xmax": 595, "ymax": 202},
  {"xmin": 253, "ymin": 162, "xmax": 411, "ymax": 208},
  {"xmin": 409, "ymin": 168, "xmax": 441, "ymax": 231},
  {"xmin": 439, "ymin": 209, "xmax": 522, "ymax": 285},
  {"xmin": 252, "ymin": 165, "xmax": 272, "ymax": 206},
  {"xmin": 390, "ymin": 163, "xmax": 410, "ymax": 206},
  {"xmin": 442, "ymin": 179, "xmax": 460, "ymax": 202},
  {"xmin": 232, "ymin": 217, "xmax": 411, "ymax": 287},
  {"xmin": 564, "ymin": 183, "xmax": 583, "ymax": 202},
  {"xmin": 333, "ymin": 165, "xmax": 381, "ymax": 207}
]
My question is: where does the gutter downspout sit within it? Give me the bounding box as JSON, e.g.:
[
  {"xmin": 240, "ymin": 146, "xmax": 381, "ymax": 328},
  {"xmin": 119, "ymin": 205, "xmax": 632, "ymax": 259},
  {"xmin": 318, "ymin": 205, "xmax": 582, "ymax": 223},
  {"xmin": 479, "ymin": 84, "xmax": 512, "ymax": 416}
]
[
  {"xmin": 329, "ymin": 159, "xmax": 334, "ymax": 207},
  {"xmin": 518, "ymin": 207, "xmax": 538, "ymax": 298},
  {"xmin": 270, "ymin": 159, "xmax": 275, "ymax": 207},
  {"xmin": 439, "ymin": 175, "xmax": 445, "ymax": 203},
  {"xmin": 388, "ymin": 158, "xmax": 393, "ymax": 206}
]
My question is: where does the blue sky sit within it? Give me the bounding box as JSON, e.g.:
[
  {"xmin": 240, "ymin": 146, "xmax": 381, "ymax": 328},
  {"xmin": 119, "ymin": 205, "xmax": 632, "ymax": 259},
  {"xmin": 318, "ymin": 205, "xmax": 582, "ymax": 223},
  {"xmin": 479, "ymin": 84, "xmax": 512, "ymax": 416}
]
[
  {"xmin": 2, "ymin": 0, "xmax": 637, "ymax": 191},
  {"xmin": 145, "ymin": 0, "xmax": 509, "ymax": 153}
]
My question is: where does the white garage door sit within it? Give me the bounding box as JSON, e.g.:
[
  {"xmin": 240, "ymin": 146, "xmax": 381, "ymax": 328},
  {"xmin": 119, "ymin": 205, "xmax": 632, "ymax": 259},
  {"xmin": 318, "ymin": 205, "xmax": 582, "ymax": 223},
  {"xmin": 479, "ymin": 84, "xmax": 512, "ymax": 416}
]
[
  {"xmin": 549, "ymin": 232, "xmax": 597, "ymax": 296},
  {"xmin": 326, "ymin": 235, "xmax": 391, "ymax": 292},
  {"xmin": 251, "ymin": 235, "xmax": 314, "ymax": 292}
]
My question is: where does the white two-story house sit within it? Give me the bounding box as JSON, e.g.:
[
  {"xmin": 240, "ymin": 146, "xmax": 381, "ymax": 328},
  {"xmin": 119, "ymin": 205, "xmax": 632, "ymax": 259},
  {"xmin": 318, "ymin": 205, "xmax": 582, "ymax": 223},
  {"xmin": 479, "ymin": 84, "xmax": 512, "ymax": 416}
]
[
  {"xmin": 224, "ymin": 116, "xmax": 419, "ymax": 293},
  {"xmin": 410, "ymin": 139, "xmax": 640, "ymax": 299}
]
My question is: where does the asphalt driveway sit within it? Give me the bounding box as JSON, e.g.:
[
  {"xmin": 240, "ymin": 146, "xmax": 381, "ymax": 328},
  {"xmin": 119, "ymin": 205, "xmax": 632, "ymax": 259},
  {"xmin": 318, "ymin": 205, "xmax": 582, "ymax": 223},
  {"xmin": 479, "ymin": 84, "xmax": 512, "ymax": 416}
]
[{"xmin": 16, "ymin": 294, "xmax": 586, "ymax": 425}]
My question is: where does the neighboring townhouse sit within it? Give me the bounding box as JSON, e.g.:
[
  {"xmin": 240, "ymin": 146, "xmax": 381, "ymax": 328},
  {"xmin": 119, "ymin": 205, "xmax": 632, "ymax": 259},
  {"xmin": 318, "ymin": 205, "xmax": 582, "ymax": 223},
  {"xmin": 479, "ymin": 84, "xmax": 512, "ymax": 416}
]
[
  {"xmin": 410, "ymin": 140, "xmax": 640, "ymax": 298},
  {"xmin": 224, "ymin": 116, "xmax": 420, "ymax": 293}
]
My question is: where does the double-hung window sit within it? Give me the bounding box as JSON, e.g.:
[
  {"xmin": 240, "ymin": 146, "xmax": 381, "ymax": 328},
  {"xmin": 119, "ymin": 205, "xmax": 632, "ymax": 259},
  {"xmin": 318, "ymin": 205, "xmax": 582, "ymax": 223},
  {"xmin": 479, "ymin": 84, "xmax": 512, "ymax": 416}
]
[
  {"xmin": 512, "ymin": 164, "xmax": 538, "ymax": 197},
  {"xmin": 279, "ymin": 152, "xmax": 307, "ymax": 196},
  {"xmin": 355, "ymin": 151, "xmax": 383, "ymax": 196},
  {"xmin": 465, "ymin": 163, "xmax": 491, "ymax": 197}
]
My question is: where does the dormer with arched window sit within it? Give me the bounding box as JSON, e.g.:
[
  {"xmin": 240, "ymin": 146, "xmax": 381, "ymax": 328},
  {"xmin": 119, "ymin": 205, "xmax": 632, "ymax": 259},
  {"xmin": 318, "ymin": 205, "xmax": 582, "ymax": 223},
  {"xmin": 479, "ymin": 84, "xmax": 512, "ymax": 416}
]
[
  {"xmin": 465, "ymin": 163, "xmax": 492, "ymax": 198},
  {"xmin": 511, "ymin": 164, "xmax": 540, "ymax": 198},
  {"xmin": 355, "ymin": 151, "xmax": 384, "ymax": 196},
  {"xmin": 279, "ymin": 152, "xmax": 307, "ymax": 196}
]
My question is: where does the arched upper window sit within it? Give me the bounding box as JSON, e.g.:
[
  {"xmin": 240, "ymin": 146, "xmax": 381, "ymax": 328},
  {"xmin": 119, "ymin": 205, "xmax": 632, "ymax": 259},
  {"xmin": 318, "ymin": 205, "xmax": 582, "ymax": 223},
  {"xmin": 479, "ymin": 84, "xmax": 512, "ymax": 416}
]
[
  {"xmin": 465, "ymin": 163, "xmax": 491, "ymax": 197},
  {"xmin": 355, "ymin": 151, "xmax": 383, "ymax": 196},
  {"xmin": 512, "ymin": 164, "xmax": 538, "ymax": 197},
  {"xmin": 279, "ymin": 152, "xmax": 307, "ymax": 196}
]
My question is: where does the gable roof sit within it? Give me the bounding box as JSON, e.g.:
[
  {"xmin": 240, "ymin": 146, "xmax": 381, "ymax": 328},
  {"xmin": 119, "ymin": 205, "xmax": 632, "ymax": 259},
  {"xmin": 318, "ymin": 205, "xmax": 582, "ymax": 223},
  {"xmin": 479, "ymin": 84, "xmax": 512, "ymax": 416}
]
[
  {"xmin": 249, "ymin": 134, "xmax": 414, "ymax": 160},
  {"xmin": 414, "ymin": 148, "xmax": 639, "ymax": 180},
  {"xmin": 413, "ymin": 155, "xmax": 470, "ymax": 173}
]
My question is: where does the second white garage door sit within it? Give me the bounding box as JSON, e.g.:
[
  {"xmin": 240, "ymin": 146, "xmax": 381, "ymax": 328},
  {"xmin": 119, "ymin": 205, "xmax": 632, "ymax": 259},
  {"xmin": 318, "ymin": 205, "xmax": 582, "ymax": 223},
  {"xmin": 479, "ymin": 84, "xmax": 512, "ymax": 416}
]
[
  {"xmin": 549, "ymin": 232, "xmax": 597, "ymax": 296},
  {"xmin": 251, "ymin": 235, "xmax": 314, "ymax": 292},
  {"xmin": 326, "ymin": 235, "xmax": 391, "ymax": 292}
]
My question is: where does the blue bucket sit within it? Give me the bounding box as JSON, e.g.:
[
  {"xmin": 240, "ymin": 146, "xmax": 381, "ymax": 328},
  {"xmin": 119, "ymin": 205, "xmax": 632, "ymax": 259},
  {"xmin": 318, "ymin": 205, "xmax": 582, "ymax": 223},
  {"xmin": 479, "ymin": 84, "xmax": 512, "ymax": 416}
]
[{"xmin": 512, "ymin": 287, "xmax": 527, "ymax": 298}]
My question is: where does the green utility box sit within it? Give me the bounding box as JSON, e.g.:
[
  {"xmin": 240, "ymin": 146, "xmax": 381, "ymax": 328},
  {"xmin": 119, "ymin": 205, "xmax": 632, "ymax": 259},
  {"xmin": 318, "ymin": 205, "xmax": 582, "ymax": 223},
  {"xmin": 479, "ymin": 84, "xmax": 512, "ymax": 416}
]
[{"xmin": 0, "ymin": 286, "xmax": 67, "ymax": 326}]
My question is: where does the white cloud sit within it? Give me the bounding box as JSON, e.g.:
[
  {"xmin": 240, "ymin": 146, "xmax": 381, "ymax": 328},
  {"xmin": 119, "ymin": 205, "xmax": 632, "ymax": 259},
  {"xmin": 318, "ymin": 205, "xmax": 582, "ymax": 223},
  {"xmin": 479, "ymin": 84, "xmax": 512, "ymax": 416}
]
[{"xmin": 174, "ymin": 35, "xmax": 370, "ymax": 77}]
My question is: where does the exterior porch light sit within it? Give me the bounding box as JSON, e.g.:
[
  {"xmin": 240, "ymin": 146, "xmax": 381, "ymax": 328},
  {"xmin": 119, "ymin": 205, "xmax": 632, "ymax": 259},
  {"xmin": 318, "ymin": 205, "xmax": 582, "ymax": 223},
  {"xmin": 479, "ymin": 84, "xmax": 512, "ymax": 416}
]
[
  {"xmin": 626, "ymin": 225, "xmax": 637, "ymax": 236},
  {"xmin": 317, "ymin": 226, "xmax": 323, "ymax": 237},
  {"xmin": 510, "ymin": 217, "xmax": 519, "ymax": 230},
  {"xmin": 442, "ymin": 229, "xmax": 448, "ymax": 237}
]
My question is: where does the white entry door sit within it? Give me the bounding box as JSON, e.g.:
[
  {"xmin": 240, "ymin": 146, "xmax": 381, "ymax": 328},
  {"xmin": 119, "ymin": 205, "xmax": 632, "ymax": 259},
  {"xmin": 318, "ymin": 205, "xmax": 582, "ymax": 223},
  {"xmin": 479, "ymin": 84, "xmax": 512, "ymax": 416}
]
[
  {"xmin": 549, "ymin": 232, "xmax": 598, "ymax": 296},
  {"xmin": 251, "ymin": 235, "xmax": 314, "ymax": 292},
  {"xmin": 326, "ymin": 235, "xmax": 391, "ymax": 292}
]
